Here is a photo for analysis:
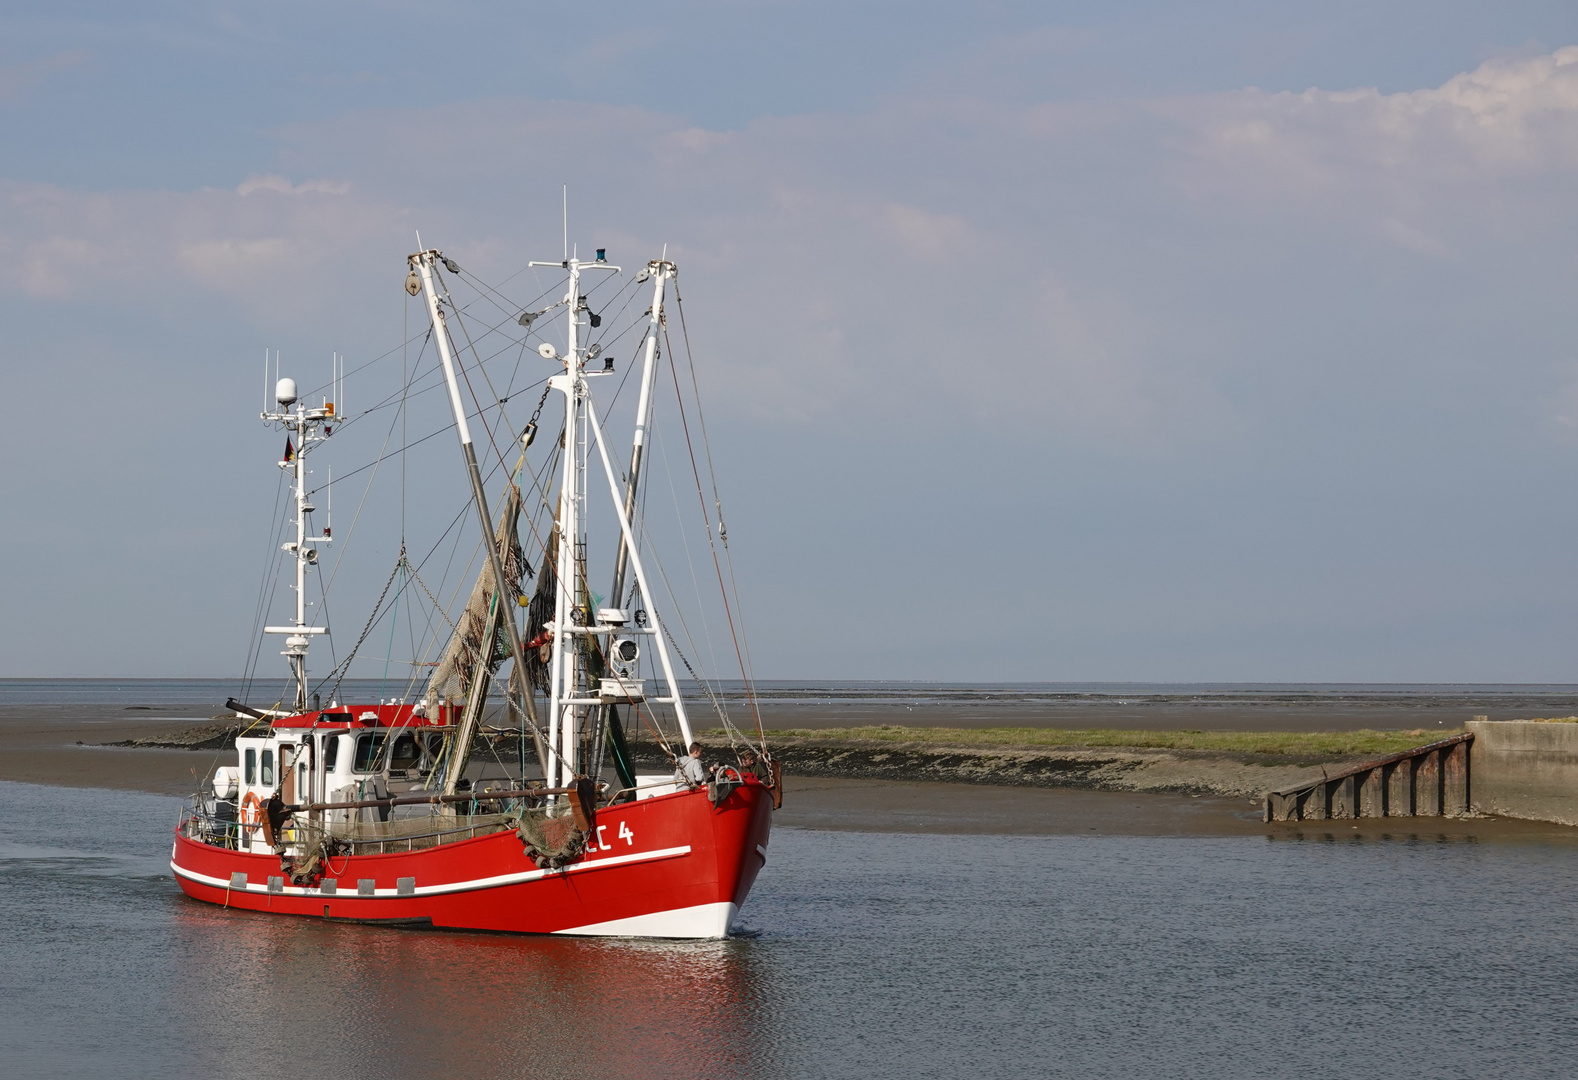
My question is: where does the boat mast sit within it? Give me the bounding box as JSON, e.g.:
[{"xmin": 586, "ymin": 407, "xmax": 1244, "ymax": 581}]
[
  {"xmin": 410, "ymin": 250, "xmax": 542, "ymax": 765},
  {"xmin": 609, "ymin": 260, "xmax": 672, "ymax": 609},
  {"xmin": 586, "ymin": 260, "xmax": 672, "ymax": 781},
  {"xmin": 261, "ymin": 371, "xmax": 334, "ymax": 712},
  {"xmin": 532, "ymin": 253, "xmax": 578, "ymax": 788}
]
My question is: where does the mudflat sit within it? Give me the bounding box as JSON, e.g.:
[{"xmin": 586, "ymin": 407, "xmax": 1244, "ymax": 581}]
[
  {"xmin": 774, "ymin": 775, "xmax": 1578, "ymax": 841},
  {"xmin": 4, "ymin": 701, "xmax": 1577, "ymax": 840},
  {"xmin": 0, "ymin": 705, "xmax": 231, "ymax": 795},
  {"xmin": 738, "ymin": 686, "xmax": 1577, "ymax": 732}
]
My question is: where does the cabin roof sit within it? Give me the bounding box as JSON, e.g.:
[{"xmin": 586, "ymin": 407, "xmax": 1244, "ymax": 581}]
[{"xmin": 265, "ymin": 702, "xmax": 451, "ymax": 730}]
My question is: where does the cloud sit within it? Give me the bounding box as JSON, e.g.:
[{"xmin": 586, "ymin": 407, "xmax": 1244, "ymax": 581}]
[
  {"xmin": 9, "ymin": 48, "xmax": 1578, "ymax": 447},
  {"xmin": 236, "ymin": 174, "xmax": 352, "ymax": 196},
  {"xmin": 0, "ymin": 51, "xmax": 87, "ymax": 106},
  {"xmin": 1378, "ymin": 216, "xmax": 1460, "ymax": 259},
  {"xmin": 1162, "ymin": 45, "xmax": 1578, "ymax": 198},
  {"xmin": 879, "ymin": 203, "xmax": 971, "ymax": 261},
  {"xmin": 574, "ymin": 27, "xmax": 666, "ymax": 68},
  {"xmin": 0, "ymin": 175, "xmax": 395, "ymax": 309},
  {"xmin": 10, "ymin": 41, "xmax": 1578, "ymax": 679}
]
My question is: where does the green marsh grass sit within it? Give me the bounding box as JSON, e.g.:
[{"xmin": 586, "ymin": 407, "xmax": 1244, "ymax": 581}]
[{"xmin": 732, "ymin": 726, "xmax": 1459, "ymax": 758}]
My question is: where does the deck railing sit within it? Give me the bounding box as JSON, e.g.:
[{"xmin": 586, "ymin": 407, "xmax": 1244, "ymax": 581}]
[{"xmin": 177, "ymin": 798, "xmax": 524, "ymax": 856}]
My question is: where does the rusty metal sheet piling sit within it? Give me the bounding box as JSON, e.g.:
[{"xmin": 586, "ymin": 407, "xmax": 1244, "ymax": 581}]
[
  {"xmin": 1387, "ymin": 758, "xmax": 1413, "ymax": 817},
  {"xmin": 1359, "ymin": 768, "xmax": 1384, "ymax": 818},
  {"xmin": 1417, "ymin": 750, "xmax": 1441, "ymax": 816},
  {"xmin": 1333, "ymin": 775, "xmax": 1356, "ymax": 818},
  {"xmin": 1444, "ymin": 741, "xmax": 1468, "ymax": 815},
  {"xmin": 1263, "ymin": 733, "xmax": 1472, "ymax": 823}
]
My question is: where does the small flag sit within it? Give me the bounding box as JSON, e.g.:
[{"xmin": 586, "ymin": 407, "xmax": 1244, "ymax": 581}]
[{"xmin": 283, "ymin": 436, "xmax": 295, "ymax": 464}]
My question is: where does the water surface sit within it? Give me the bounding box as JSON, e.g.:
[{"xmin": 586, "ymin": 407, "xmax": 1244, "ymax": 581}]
[{"xmin": 2, "ymin": 779, "xmax": 1575, "ymax": 1078}]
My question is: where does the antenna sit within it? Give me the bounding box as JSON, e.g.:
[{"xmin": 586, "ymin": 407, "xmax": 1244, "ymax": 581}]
[
  {"xmin": 262, "ymin": 348, "xmax": 268, "ymax": 413},
  {"xmin": 563, "ymin": 185, "xmax": 568, "ymax": 261}
]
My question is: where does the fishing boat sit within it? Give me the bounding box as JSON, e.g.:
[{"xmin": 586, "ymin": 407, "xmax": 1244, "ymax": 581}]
[{"xmin": 170, "ymin": 244, "xmax": 779, "ymax": 937}]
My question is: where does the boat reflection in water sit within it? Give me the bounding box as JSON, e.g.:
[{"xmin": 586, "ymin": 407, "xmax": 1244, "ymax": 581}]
[{"xmin": 169, "ymin": 902, "xmax": 775, "ymax": 1077}]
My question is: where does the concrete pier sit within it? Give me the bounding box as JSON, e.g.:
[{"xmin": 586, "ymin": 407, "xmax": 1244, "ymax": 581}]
[{"xmin": 1465, "ymin": 720, "xmax": 1578, "ymax": 826}]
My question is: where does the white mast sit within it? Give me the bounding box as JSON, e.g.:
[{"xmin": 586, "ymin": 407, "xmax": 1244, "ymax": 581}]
[
  {"xmin": 410, "ymin": 249, "xmax": 544, "ymax": 775},
  {"xmin": 609, "ymin": 260, "xmax": 672, "ymax": 609},
  {"xmin": 529, "ymin": 252, "xmax": 595, "ymax": 788},
  {"xmin": 413, "ymin": 242, "xmax": 692, "ymax": 791},
  {"xmin": 261, "ymin": 371, "xmax": 334, "ymax": 712},
  {"xmin": 524, "ymin": 250, "xmax": 694, "ymax": 789}
]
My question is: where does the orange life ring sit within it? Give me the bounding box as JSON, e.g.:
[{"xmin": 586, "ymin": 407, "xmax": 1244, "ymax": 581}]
[{"xmin": 240, "ymin": 791, "xmax": 263, "ymax": 826}]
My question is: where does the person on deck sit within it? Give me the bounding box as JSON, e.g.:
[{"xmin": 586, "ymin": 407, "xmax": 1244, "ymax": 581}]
[
  {"xmin": 739, "ymin": 749, "xmax": 771, "ymax": 785},
  {"xmin": 677, "ymin": 742, "xmax": 707, "ymax": 787}
]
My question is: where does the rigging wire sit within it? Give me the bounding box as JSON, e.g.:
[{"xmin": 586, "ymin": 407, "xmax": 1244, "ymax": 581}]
[
  {"xmin": 247, "ymin": 254, "xmax": 756, "ymax": 779},
  {"xmin": 644, "ymin": 428, "xmax": 736, "ymax": 730},
  {"xmin": 674, "ymin": 290, "xmax": 765, "ymax": 697},
  {"xmin": 650, "ymin": 418, "xmax": 727, "ymax": 712},
  {"xmin": 664, "ymin": 300, "xmax": 766, "ymax": 748},
  {"xmin": 317, "ymin": 333, "xmax": 433, "ymax": 600},
  {"xmin": 239, "ymin": 468, "xmax": 290, "ymax": 703}
]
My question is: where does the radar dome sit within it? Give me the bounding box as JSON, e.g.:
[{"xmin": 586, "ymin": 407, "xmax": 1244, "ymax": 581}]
[{"xmin": 275, "ymin": 378, "xmax": 298, "ymax": 406}]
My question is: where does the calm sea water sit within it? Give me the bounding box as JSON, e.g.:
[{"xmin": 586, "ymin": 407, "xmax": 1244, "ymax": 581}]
[{"xmin": 3, "ymin": 780, "xmax": 1576, "ymax": 1078}]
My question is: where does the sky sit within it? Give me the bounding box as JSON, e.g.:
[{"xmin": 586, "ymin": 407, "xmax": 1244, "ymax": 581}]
[{"xmin": 6, "ymin": 2, "xmax": 1578, "ymax": 681}]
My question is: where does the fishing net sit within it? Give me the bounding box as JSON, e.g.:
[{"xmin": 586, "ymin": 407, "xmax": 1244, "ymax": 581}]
[
  {"xmin": 523, "ymin": 526, "xmax": 558, "ymax": 693},
  {"xmin": 515, "ymin": 809, "xmax": 585, "ymax": 868},
  {"xmin": 426, "ymin": 489, "xmax": 526, "ymax": 708}
]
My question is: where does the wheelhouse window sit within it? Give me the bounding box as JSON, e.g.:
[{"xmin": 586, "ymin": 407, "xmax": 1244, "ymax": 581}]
[
  {"xmin": 261, "ymin": 748, "xmax": 274, "ymax": 786},
  {"xmin": 390, "ymin": 734, "xmax": 419, "ymax": 772},
  {"xmin": 323, "ymin": 735, "xmax": 340, "ymax": 772},
  {"xmin": 244, "ymin": 748, "xmax": 256, "ymax": 786},
  {"xmin": 353, "ymin": 733, "xmax": 386, "ymax": 772}
]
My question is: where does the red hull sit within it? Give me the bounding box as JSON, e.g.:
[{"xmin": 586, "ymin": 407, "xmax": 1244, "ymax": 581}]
[{"xmin": 171, "ymin": 781, "xmax": 773, "ymax": 938}]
